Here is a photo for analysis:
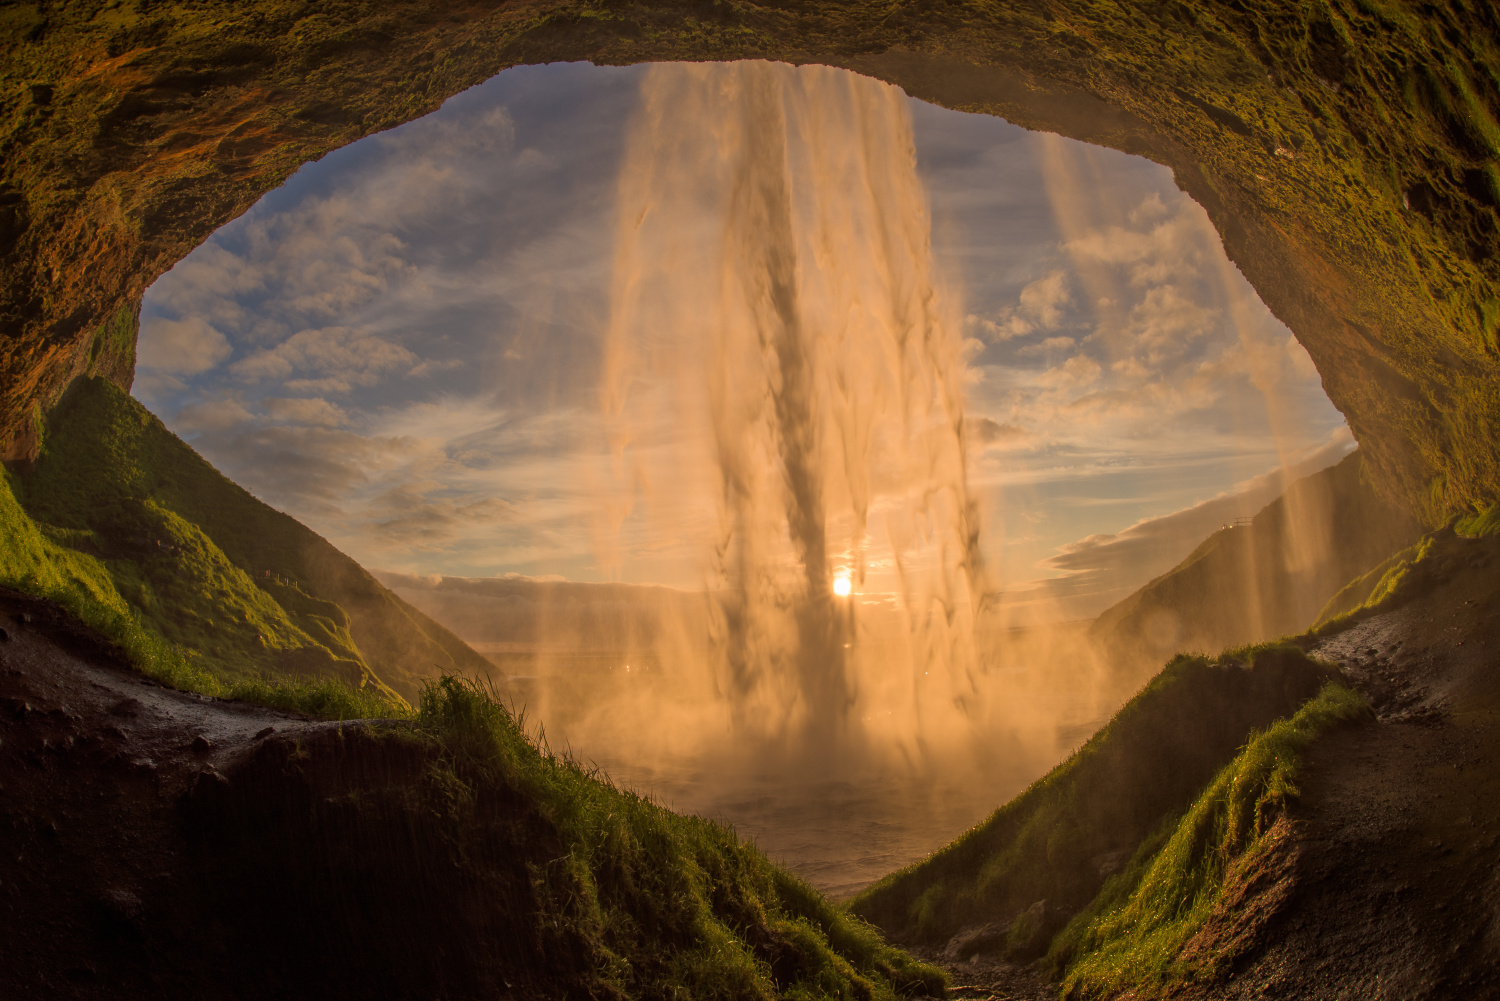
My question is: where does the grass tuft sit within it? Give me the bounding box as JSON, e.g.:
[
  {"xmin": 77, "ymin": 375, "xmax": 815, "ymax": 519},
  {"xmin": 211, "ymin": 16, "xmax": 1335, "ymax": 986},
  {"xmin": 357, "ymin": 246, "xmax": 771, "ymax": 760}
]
[
  {"xmin": 408, "ymin": 675, "xmax": 945, "ymax": 999},
  {"xmin": 1456, "ymin": 503, "xmax": 1500, "ymax": 538},
  {"xmin": 1310, "ymin": 534, "xmax": 1436, "ymax": 633}
]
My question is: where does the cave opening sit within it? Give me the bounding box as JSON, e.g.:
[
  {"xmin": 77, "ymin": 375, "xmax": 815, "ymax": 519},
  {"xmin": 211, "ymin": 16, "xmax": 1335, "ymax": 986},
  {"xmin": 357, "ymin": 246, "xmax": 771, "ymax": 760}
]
[{"xmin": 128, "ymin": 60, "xmax": 1357, "ymax": 895}]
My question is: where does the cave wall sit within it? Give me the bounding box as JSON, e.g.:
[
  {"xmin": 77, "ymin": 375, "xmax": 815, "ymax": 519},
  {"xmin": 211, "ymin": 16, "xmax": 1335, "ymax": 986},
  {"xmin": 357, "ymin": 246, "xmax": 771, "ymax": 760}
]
[{"xmin": 3, "ymin": 0, "xmax": 1497, "ymax": 520}]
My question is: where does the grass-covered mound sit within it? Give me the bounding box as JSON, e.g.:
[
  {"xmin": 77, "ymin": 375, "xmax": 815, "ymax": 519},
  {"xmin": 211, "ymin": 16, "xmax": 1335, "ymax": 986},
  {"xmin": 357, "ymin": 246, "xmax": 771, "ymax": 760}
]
[
  {"xmin": 849, "ymin": 644, "xmax": 1342, "ymax": 952},
  {"xmin": 181, "ymin": 676, "xmax": 944, "ymax": 1000},
  {"xmin": 1048, "ymin": 682, "xmax": 1368, "ymax": 997},
  {"xmin": 2, "ymin": 376, "xmax": 488, "ymax": 701}
]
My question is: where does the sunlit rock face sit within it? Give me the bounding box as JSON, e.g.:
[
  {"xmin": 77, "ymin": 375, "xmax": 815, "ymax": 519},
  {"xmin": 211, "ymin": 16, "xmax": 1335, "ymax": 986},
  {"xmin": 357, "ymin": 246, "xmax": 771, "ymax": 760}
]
[{"xmin": 2, "ymin": 1, "xmax": 1497, "ymax": 518}]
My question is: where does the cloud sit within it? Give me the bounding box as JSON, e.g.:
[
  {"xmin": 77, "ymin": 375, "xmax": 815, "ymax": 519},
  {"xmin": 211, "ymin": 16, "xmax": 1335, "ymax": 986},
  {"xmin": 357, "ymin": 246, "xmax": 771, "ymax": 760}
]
[
  {"xmin": 966, "ymin": 269, "xmax": 1072, "ymax": 343},
  {"xmin": 1017, "ymin": 335, "xmax": 1076, "ymax": 358},
  {"xmin": 1018, "ymin": 270, "xmax": 1070, "ymax": 327},
  {"xmin": 173, "ymin": 396, "xmax": 255, "ymax": 432},
  {"xmin": 231, "ymin": 327, "xmax": 417, "ymax": 390},
  {"xmin": 136, "ymin": 316, "xmax": 232, "ymax": 375},
  {"xmin": 969, "ymin": 416, "xmax": 1026, "ymax": 446},
  {"xmin": 262, "ymin": 397, "xmax": 348, "ymax": 427}
]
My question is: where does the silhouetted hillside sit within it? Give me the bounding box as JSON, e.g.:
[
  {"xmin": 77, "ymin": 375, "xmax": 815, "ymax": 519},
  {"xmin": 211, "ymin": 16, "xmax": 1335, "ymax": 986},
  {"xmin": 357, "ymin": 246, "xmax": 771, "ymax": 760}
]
[{"xmin": 1089, "ymin": 452, "xmax": 1420, "ymax": 679}]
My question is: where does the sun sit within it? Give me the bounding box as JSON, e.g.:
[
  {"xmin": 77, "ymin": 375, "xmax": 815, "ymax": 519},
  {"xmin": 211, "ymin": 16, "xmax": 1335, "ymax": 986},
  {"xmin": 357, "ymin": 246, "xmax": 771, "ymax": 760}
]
[{"xmin": 832, "ymin": 574, "xmax": 852, "ymax": 597}]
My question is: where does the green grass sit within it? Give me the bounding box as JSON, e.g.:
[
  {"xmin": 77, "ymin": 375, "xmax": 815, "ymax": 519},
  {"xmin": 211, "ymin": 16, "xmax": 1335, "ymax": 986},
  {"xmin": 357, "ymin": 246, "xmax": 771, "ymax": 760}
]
[
  {"xmin": 0, "ymin": 462, "xmax": 396, "ymax": 719},
  {"xmin": 850, "ymin": 644, "xmax": 1340, "ymax": 947},
  {"xmin": 7, "ymin": 376, "xmax": 490, "ymax": 701},
  {"xmin": 1456, "ymin": 502, "xmax": 1500, "ymax": 538},
  {"xmin": 1311, "ymin": 535, "xmax": 1437, "ymax": 632},
  {"xmin": 1051, "ymin": 683, "xmax": 1369, "ymax": 998},
  {"xmin": 400, "ymin": 675, "xmax": 945, "ymax": 1000}
]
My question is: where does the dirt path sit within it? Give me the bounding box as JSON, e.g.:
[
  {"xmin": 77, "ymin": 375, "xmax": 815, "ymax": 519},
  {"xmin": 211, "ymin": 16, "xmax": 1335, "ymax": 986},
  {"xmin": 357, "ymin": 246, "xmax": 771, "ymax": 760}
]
[
  {"xmin": 0, "ymin": 587, "xmax": 352, "ymax": 998},
  {"xmin": 1196, "ymin": 533, "xmax": 1500, "ymax": 1000}
]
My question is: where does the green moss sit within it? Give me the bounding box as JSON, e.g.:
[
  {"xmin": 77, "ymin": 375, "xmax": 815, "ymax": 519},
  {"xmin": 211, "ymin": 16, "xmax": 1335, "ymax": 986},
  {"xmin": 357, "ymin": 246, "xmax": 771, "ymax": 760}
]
[
  {"xmin": 1053, "ymin": 683, "xmax": 1368, "ymax": 998},
  {"xmin": 1456, "ymin": 502, "xmax": 1500, "ymax": 537},
  {"xmin": 1311, "ymin": 534, "xmax": 1436, "ymax": 630}
]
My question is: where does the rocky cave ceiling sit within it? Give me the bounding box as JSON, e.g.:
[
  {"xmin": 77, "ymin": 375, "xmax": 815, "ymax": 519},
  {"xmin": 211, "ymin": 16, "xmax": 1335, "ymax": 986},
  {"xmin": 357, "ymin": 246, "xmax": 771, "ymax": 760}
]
[{"xmin": 2, "ymin": 0, "xmax": 1497, "ymax": 522}]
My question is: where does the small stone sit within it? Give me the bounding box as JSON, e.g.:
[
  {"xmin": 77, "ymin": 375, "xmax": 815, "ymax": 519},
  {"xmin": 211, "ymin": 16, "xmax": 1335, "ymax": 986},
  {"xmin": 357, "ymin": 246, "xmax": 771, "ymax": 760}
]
[
  {"xmin": 191, "ymin": 735, "xmax": 212, "ymax": 755},
  {"xmin": 0, "ymin": 627, "xmax": 9, "ymax": 641},
  {"xmin": 254, "ymin": 726, "xmax": 275, "ymax": 740}
]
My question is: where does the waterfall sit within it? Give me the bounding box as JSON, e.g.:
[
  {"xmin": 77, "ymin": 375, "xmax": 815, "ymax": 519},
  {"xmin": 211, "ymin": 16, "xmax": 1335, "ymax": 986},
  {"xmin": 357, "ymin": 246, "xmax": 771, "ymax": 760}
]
[{"xmin": 600, "ymin": 61, "xmax": 989, "ymax": 770}]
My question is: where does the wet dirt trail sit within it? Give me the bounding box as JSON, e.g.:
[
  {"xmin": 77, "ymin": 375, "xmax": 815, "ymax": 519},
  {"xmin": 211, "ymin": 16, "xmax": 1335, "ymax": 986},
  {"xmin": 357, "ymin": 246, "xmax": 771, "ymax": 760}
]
[{"xmin": 0, "ymin": 586, "xmax": 355, "ymax": 997}]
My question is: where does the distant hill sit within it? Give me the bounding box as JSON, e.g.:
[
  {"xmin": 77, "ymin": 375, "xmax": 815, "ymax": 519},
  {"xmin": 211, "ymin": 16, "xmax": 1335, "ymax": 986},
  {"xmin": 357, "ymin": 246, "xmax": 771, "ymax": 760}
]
[
  {"xmin": 4, "ymin": 377, "xmax": 490, "ymax": 700},
  {"xmin": 1089, "ymin": 451, "xmax": 1421, "ymax": 678},
  {"xmin": 380, "ymin": 572, "xmax": 710, "ymax": 656}
]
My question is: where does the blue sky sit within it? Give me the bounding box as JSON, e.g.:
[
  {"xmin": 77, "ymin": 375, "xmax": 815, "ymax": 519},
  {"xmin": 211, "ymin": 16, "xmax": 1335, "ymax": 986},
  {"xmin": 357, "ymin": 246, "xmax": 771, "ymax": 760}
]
[{"xmin": 134, "ymin": 61, "xmax": 1350, "ymax": 618}]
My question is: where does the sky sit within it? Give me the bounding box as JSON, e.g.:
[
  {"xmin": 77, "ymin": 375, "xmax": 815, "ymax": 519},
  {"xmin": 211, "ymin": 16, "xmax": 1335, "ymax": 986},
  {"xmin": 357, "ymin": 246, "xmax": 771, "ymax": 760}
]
[{"xmin": 134, "ymin": 60, "xmax": 1351, "ymax": 619}]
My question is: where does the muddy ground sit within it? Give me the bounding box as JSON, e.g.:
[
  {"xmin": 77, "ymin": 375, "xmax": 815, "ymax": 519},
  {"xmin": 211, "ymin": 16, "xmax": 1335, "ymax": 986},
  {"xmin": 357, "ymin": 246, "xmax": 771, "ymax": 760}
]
[{"xmin": 2, "ymin": 534, "xmax": 1498, "ymax": 999}]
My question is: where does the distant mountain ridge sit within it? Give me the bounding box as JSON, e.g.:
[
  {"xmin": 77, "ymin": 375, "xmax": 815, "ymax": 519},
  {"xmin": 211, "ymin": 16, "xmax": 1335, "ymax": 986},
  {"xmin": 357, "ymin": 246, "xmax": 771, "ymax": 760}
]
[{"xmin": 1088, "ymin": 450, "xmax": 1422, "ymax": 677}]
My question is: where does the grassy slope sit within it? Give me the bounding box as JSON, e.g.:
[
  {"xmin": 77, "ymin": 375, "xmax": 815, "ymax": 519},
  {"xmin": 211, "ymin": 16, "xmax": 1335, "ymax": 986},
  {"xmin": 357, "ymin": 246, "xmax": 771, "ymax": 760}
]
[
  {"xmin": 1048, "ymin": 683, "xmax": 1368, "ymax": 998},
  {"xmin": 856, "ymin": 521, "xmax": 1476, "ymax": 993},
  {"xmin": 849, "ymin": 644, "xmax": 1341, "ymax": 947},
  {"xmin": 0, "ymin": 500, "xmax": 946, "ymax": 1001},
  {"xmin": 1089, "ymin": 452, "xmax": 1422, "ymax": 677},
  {"xmin": 11, "ymin": 376, "xmax": 490, "ymax": 701},
  {"xmin": 0, "ymin": 446, "xmax": 394, "ymax": 720},
  {"xmin": 180, "ymin": 675, "xmax": 946, "ymax": 1001}
]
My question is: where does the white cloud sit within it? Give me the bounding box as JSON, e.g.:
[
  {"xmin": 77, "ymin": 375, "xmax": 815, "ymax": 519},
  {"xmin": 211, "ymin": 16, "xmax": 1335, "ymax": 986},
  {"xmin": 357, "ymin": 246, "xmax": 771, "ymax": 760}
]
[
  {"xmin": 263, "ymin": 397, "xmax": 348, "ymax": 427},
  {"xmin": 231, "ymin": 327, "xmax": 417, "ymax": 390},
  {"xmin": 1018, "ymin": 270, "xmax": 1070, "ymax": 328},
  {"xmin": 174, "ymin": 396, "xmax": 255, "ymax": 433},
  {"xmin": 136, "ymin": 316, "xmax": 232, "ymax": 375}
]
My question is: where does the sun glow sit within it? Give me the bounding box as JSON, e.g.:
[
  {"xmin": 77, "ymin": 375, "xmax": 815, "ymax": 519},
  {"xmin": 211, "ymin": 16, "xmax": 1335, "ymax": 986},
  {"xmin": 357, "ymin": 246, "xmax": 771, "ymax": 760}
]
[{"xmin": 832, "ymin": 574, "xmax": 852, "ymax": 597}]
